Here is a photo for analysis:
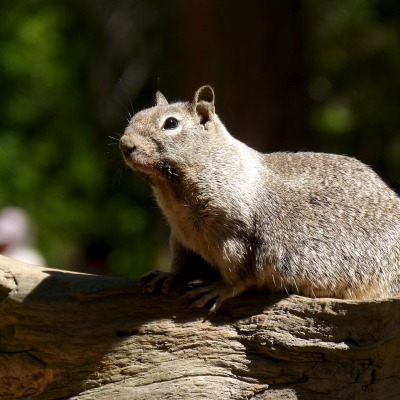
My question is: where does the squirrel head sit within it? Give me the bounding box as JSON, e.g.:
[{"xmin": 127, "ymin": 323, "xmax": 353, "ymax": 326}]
[{"xmin": 120, "ymin": 85, "xmax": 221, "ymax": 184}]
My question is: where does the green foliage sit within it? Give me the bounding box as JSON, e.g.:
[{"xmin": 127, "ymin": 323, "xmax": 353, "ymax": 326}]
[
  {"xmin": 307, "ymin": 0, "xmax": 400, "ymax": 179},
  {"xmin": 0, "ymin": 1, "xmax": 163, "ymax": 275}
]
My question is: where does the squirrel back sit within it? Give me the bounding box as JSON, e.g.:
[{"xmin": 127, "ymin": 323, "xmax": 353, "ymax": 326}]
[{"xmin": 120, "ymin": 86, "xmax": 400, "ymax": 306}]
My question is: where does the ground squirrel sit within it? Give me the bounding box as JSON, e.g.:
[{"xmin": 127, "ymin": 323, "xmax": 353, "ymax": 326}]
[{"xmin": 120, "ymin": 85, "xmax": 400, "ymax": 313}]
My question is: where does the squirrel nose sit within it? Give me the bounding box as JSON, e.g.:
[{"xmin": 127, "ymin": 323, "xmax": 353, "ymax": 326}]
[{"xmin": 119, "ymin": 137, "xmax": 137, "ymax": 157}]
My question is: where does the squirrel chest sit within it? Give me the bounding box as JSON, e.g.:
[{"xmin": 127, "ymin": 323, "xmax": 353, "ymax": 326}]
[{"xmin": 153, "ymin": 181, "xmax": 255, "ymax": 277}]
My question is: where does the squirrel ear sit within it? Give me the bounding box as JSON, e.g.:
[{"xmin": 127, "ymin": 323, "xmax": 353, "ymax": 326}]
[
  {"xmin": 193, "ymin": 85, "xmax": 215, "ymax": 125},
  {"xmin": 155, "ymin": 91, "xmax": 168, "ymax": 106},
  {"xmin": 193, "ymin": 85, "xmax": 215, "ymax": 105}
]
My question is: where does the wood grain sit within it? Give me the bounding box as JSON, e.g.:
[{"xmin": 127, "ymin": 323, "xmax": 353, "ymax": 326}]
[{"xmin": 0, "ymin": 255, "xmax": 399, "ymax": 399}]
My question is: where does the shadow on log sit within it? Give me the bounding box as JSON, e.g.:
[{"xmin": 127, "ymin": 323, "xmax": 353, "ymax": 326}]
[{"xmin": 0, "ymin": 255, "xmax": 399, "ymax": 399}]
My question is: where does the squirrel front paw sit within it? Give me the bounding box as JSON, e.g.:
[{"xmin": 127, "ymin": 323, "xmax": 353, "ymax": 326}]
[
  {"xmin": 139, "ymin": 270, "xmax": 179, "ymax": 294},
  {"xmin": 185, "ymin": 280, "xmax": 236, "ymax": 314}
]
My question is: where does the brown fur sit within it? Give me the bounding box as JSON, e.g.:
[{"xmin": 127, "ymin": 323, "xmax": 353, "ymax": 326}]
[{"xmin": 120, "ymin": 86, "xmax": 400, "ymax": 312}]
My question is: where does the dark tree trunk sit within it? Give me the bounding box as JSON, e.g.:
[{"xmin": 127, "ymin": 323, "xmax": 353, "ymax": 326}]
[{"xmin": 179, "ymin": 1, "xmax": 310, "ymax": 153}]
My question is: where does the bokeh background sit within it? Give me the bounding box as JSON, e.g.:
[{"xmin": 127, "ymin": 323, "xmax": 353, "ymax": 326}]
[{"xmin": 1, "ymin": 0, "xmax": 399, "ymax": 277}]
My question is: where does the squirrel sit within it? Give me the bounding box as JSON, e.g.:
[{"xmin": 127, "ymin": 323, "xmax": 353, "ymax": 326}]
[{"xmin": 119, "ymin": 85, "xmax": 400, "ymax": 313}]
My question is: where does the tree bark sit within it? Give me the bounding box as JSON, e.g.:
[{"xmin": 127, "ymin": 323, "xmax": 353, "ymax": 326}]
[{"xmin": 0, "ymin": 255, "xmax": 399, "ymax": 399}]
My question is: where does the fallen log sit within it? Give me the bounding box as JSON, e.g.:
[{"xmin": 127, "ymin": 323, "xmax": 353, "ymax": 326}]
[{"xmin": 0, "ymin": 255, "xmax": 399, "ymax": 399}]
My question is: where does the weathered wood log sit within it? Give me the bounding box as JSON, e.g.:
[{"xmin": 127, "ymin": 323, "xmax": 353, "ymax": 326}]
[{"xmin": 0, "ymin": 255, "xmax": 399, "ymax": 399}]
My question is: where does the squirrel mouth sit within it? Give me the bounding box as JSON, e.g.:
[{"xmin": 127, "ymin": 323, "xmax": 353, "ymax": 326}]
[
  {"xmin": 122, "ymin": 148, "xmax": 180, "ymax": 182},
  {"xmin": 123, "ymin": 151, "xmax": 155, "ymax": 175}
]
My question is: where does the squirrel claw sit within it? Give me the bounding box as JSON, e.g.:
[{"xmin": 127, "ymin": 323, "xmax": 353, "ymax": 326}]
[{"xmin": 186, "ymin": 280, "xmax": 233, "ymax": 313}]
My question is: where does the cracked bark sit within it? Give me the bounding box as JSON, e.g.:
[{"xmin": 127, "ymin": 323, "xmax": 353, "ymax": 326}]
[{"xmin": 0, "ymin": 255, "xmax": 399, "ymax": 399}]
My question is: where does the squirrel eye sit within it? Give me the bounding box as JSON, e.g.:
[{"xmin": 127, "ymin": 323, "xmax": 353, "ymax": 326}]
[{"xmin": 162, "ymin": 117, "xmax": 179, "ymax": 130}]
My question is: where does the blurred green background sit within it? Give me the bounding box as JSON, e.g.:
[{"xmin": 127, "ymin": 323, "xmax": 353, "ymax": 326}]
[{"xmin": 0, "ymin": 0, "xmax": 399, "ymax": 277}]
